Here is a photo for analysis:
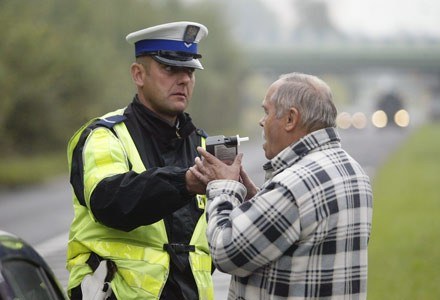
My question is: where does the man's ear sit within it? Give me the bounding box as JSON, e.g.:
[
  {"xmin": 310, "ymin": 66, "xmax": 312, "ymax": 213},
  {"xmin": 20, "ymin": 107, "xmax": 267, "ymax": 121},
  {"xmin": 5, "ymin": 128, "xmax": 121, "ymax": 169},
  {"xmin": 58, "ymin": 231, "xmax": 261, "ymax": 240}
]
[
  {"xmin": 130, "ymin": 63, "xmax": 144, "ymax": 87},
  {"xmin": 285, "ymin": 107, "xmax": 300, "ymax": 131}
]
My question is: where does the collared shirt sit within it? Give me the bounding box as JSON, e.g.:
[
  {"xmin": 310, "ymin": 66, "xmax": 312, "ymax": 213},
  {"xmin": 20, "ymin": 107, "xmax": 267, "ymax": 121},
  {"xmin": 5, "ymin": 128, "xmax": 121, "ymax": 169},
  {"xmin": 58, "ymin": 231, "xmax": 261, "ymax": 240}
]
[{"xmin": 206, "ymin": 127, "xmax": 373, "ymax": 299}]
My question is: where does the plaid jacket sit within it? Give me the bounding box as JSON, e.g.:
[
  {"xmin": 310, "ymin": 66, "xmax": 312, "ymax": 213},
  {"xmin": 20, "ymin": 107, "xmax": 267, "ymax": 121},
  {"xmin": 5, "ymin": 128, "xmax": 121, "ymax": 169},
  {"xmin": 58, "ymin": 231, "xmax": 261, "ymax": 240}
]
[{"xmin": 206, "ymin": 128, "xmax": 373, "ymax": 300}]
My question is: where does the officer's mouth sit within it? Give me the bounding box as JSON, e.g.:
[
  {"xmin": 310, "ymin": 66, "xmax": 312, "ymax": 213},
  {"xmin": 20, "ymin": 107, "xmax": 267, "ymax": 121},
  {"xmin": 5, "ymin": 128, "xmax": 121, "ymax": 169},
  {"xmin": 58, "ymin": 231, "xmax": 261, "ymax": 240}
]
[{"xmin": 172, "ymin": 92, "xmax": 187, "ymax": 100}]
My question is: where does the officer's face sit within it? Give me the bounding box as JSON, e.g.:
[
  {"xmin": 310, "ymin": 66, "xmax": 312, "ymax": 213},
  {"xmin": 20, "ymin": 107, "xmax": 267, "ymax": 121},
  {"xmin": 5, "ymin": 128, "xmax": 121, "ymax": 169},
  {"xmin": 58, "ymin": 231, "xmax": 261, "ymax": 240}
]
[{"xmin": 137, "ymin": 57, "xmax": 195, "ymax": 122}]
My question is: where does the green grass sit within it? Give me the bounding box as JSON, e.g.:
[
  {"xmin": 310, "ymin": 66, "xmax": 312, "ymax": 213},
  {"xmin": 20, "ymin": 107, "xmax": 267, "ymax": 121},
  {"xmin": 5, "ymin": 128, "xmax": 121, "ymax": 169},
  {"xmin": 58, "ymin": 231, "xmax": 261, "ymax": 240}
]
[
  {"xmin": 368, "ymin": 123, "xmax": 440, "ymax": 299},
  {"xmin": 0, "ymin": 152, "xmax": 67, "ymax": 188}
]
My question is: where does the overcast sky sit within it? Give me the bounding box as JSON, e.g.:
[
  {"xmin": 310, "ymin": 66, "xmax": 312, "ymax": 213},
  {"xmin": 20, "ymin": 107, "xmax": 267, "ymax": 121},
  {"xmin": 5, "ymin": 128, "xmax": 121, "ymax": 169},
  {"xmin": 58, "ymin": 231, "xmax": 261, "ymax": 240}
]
[{"xmin": 261, "ymin": 0, "xmax": 440, "ymax": 38}]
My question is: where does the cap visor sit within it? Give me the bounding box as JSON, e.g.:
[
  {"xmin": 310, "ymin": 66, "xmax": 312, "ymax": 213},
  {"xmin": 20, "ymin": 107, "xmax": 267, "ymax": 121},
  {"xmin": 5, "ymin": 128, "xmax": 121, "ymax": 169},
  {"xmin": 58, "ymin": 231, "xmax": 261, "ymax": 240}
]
[{"xmin": 152, "ymin": 56, "xmax": 204, "ymax": 70}]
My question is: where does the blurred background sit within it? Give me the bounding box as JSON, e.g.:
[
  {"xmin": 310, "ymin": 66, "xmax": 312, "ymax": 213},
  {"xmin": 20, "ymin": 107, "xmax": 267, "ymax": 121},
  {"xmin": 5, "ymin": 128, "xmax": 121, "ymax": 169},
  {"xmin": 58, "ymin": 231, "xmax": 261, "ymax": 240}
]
[{"xmin": 0, "ymin": 0, "xmax": 439, "ymax": 299}]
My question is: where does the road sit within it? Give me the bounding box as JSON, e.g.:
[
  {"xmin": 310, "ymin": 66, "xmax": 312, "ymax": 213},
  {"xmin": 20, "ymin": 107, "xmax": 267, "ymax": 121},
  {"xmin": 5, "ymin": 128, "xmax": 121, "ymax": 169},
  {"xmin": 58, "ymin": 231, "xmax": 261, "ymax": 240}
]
[{"xmin": 0, "ymin": 127, "xmax": 409, "ymax": 299}]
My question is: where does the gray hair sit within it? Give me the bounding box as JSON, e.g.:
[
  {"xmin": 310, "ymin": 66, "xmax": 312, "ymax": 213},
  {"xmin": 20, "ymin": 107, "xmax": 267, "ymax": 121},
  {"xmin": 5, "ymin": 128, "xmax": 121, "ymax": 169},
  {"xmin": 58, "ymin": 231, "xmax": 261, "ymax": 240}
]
[{"xmin": 271, "ymin": 72, "xmax": 337, "ymax": 132}]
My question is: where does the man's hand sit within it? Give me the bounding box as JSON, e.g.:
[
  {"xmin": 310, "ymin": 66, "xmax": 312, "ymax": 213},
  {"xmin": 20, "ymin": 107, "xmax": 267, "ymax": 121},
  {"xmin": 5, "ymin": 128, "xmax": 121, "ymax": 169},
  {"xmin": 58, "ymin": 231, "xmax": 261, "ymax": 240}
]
[
  {"xmin": 240, "ymin": 167, "xmax": 259, "ymax": 200},
  {"xmin": 190, "ymin": 147, "xmax": 242, "ymax": 185}
]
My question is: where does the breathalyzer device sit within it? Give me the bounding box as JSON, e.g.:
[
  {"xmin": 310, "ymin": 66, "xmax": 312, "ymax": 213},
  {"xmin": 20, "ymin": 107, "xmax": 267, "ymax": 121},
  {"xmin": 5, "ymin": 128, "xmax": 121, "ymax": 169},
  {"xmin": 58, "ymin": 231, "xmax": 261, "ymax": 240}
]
[{"xmin": 205, "ymin": 135, "xmax": 249, "ymax": 161}]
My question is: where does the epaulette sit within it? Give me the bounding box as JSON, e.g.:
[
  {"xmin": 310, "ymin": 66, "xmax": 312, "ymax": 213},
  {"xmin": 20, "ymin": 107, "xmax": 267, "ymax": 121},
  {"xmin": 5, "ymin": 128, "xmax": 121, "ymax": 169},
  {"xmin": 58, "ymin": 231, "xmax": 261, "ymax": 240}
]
[
  {"xmin": 94, "ymin": 114, "xmax": 127, "ymax": 129},
  {"xmin": 70, "ymin": 113, "xmax": 127, "ymax": 207},
  {"xmin": 195, "ymin": 128, "xmax": 208, "ymax": 138}
]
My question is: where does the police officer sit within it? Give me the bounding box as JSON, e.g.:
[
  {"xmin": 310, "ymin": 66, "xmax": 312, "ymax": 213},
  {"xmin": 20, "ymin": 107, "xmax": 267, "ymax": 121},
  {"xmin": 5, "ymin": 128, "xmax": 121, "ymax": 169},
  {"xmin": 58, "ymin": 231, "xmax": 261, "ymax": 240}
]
[{"xmin": 67, "ymin": 21, "xmax": 213, "ymax": 299}]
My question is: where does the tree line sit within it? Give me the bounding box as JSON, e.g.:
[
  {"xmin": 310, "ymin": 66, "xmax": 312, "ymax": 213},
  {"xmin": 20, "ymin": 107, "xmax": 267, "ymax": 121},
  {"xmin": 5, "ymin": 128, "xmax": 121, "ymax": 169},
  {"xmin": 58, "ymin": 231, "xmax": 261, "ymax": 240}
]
[{"xmin": 0, "ymin": 0, "xmax": 249, "ymax": 156}]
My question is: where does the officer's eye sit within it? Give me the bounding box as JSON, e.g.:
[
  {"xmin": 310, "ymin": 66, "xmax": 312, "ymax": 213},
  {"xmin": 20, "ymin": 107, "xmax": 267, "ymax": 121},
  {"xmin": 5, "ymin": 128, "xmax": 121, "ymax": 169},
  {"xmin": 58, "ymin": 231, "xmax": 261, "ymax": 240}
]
[
  {"xmin": 164, "ymin": 65, "xmax": 174, "ymax": 72},
  {"xmin": 186, "ymin": 68, "xmax": 195, "ymax": 76},
  {"xmin": 163, "ymin": 65, "xmax": 194, "ymax": 76}
]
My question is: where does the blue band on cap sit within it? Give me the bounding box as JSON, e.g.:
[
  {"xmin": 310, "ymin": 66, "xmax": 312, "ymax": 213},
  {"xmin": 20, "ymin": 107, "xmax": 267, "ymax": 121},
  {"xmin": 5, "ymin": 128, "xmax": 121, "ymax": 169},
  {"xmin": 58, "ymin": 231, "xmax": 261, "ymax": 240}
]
[{"xmin": 134, "ymin": 39, "xmax": 198, "ymax": 56}]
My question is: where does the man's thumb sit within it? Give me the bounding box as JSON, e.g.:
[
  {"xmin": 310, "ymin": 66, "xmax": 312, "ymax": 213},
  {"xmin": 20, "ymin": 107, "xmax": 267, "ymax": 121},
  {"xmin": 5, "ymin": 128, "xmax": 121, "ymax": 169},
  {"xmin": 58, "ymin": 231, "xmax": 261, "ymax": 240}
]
[{"xmin": 233, "ymin": 153, "xmax": 243, "ymax": 166}]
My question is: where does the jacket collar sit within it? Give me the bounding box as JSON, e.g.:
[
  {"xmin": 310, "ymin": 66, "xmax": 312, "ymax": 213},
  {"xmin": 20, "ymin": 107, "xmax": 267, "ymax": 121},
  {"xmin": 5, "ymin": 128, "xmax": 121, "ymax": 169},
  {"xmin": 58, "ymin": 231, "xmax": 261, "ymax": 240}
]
[
  {"xmin": 264, "ymin": 127, "xmax": 341, "ymax": 177},
  {"xmin": 130, "ymin": 95, "xmax": 196, "ymax": 141}
]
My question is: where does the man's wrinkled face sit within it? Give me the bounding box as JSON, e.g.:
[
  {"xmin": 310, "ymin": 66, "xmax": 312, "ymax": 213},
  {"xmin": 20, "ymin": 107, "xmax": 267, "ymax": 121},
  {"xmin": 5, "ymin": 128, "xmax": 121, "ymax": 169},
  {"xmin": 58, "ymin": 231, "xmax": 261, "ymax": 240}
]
[{"xmin": 259, "ymin": 81, "xmax": 286, "ymax": 160}]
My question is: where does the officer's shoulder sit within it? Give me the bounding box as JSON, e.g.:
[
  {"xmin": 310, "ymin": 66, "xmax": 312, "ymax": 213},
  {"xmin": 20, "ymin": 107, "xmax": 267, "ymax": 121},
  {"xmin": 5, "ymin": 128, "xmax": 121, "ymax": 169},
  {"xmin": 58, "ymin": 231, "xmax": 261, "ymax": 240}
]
[
  {"xmin": 93, "ymin": 114, "xmax": 127, "ymax": 129},
  {"xmin": 195, "ymin": 128, "xmax": 208, "ymax": 138}
]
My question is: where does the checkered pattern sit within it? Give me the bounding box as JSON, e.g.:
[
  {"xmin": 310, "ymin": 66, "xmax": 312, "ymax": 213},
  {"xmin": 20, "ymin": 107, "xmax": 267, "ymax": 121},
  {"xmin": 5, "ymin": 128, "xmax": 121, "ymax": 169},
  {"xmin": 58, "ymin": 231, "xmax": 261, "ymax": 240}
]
[{"xmin": 206, "ymin": 128, "xmax": 373, "ymax": 299}]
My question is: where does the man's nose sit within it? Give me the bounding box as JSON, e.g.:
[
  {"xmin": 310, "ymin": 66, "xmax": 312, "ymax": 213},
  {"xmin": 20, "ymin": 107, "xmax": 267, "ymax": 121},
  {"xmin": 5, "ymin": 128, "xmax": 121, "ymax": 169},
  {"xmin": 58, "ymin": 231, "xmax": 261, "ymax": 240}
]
[{"xmin": 177, "ymin": 70, "xmax": 192, "ymax": 83}]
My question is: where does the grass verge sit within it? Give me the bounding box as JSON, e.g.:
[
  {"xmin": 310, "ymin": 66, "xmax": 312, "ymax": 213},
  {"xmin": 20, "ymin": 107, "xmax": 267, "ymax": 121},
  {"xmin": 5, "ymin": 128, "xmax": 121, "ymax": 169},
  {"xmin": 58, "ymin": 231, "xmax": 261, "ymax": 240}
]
[
  {"xmin": 0, "ymin": 152, "xmax": 67, "ymax": 188},
  {"xmin": 368, "ymin": 122, "xmax": 440, "ymax": 299}
]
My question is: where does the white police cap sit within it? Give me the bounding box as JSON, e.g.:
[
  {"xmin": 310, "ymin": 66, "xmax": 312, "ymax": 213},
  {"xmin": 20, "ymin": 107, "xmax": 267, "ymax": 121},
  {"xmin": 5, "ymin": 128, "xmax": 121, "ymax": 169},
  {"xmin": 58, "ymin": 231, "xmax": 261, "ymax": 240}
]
[{"xmin": 126, "ymin": 21, "xmax": 208, "ymax": 70}]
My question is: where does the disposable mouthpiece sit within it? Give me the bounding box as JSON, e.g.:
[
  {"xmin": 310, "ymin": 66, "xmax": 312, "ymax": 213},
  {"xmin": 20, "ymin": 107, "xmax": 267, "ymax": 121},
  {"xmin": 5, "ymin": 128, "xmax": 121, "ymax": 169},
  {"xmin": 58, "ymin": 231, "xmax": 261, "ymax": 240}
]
[{"xmin": 236, "ymin": 135, "xmax": 249, "ymax": 145}]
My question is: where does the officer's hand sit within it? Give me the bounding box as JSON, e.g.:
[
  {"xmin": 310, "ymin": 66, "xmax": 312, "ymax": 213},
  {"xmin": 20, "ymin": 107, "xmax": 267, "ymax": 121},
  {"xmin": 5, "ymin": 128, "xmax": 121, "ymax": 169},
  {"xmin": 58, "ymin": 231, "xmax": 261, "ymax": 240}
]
[
  {"xmin": 190, "ymin": 147, "xmax": 242, "ymax": 185},
  {"xmin": 185, "ymin": 168, "xmax": 206, "ymax": 195}
]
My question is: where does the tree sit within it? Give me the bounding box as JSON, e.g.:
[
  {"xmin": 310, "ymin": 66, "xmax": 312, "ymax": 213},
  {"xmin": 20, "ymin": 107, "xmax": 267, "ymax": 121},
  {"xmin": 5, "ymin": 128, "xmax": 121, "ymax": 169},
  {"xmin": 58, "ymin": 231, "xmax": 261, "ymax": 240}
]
[{"xmin": 0, "ymin": 0, "xmax": 247, "ymax": 155}]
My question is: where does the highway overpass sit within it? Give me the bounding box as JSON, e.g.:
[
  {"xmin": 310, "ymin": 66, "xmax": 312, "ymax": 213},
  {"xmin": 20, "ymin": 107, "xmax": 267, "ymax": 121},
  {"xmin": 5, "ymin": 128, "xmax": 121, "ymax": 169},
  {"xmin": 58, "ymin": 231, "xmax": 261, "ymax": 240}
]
[
  {"xmin": 245, "ymin": 43, "xmax": 440, "ymax": 75},
  {"xmin": 243, "ymin": 42, "xmax": 440, "ymax": 128}
]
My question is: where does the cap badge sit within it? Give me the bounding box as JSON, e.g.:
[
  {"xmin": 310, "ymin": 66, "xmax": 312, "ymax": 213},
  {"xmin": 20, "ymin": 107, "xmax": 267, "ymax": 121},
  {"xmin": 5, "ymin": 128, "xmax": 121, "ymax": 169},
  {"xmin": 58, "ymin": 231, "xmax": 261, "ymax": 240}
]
[{"xmin": 183, "ymin": 25, "xmax": 200, "ymax": 47}]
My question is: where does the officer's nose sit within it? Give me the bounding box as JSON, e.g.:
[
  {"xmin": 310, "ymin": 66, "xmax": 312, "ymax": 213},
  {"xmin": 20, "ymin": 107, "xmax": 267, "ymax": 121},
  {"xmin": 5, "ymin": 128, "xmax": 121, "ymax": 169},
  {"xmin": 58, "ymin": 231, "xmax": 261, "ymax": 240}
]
[{"xmin": 177, "ymin": 69, "xmax": 194, "ymax": 84}]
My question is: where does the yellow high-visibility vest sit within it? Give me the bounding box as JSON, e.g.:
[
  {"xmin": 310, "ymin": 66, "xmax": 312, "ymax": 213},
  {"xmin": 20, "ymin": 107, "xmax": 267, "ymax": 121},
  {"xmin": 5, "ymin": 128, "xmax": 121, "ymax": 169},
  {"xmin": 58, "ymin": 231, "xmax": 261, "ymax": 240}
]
[{"xmin": 66, "ymin": 108, "xmax": 213, "ymax": 299}]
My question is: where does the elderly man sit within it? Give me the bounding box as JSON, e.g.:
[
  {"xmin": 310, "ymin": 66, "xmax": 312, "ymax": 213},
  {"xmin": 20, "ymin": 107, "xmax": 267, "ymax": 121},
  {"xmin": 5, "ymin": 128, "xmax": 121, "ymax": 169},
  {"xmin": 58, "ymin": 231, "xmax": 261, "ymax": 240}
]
[
  {"xmin": 67, "ymin": 22, "xmax": 213, "ymax": 299},
  {"xmin": 191, "ymin": 72, "xmax": 373, "ymax": 299}
]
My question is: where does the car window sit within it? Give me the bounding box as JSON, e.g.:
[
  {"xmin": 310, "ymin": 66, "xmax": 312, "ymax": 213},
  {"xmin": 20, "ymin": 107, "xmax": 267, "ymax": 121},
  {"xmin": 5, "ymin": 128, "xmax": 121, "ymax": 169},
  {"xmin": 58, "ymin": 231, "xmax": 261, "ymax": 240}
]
[{"xmin": 2, "ymin": 259, "xmax": 64, "ymax": 300}]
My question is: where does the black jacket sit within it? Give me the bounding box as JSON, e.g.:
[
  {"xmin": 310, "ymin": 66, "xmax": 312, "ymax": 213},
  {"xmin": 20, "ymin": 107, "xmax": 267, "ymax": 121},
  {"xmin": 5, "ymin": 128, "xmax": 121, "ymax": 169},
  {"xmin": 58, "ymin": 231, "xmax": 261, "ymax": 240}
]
[{"xmin": 71, "ymin": 96, "xmax": 208, "ymax": 300}]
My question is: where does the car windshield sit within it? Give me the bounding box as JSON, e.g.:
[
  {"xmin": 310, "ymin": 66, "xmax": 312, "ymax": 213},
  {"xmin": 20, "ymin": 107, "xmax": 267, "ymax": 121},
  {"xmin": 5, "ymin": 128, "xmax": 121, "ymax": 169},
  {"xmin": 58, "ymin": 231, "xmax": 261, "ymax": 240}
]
[{"xmin": 2, "ymin": 259, "xmax": 63, "ymax": 300}]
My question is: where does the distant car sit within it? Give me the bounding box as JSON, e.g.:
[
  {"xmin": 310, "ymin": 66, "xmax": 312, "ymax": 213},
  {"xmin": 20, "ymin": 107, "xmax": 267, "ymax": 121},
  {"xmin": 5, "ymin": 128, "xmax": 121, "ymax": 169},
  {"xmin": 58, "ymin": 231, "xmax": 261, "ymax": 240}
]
[
  {"xmin": 0, "ymin": 230, "xmax": 67, "ymax": 299},
  {"xmin": 374, "ymin": 91, "xmax": 410, "ymax": 128}
]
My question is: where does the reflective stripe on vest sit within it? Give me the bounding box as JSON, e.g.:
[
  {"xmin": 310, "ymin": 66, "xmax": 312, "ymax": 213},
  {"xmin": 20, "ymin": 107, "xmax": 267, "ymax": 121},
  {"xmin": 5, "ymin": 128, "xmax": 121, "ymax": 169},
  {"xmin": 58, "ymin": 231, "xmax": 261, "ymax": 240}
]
[{"xmin": 67, "ymin": 108, "xmax": 213, "ymax": 299}]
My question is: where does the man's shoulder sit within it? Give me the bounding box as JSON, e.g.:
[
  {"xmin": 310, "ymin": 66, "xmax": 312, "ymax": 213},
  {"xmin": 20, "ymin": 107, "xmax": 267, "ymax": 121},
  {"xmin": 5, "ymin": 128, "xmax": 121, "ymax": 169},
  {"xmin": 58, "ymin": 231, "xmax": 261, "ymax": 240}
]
[
  {"xmin": 93, "ymin": 107, "xmax": 127, "ymax": 128},
  {"xmin": 68, "ymin": 108, "xmax": 127, "ymax": 149},
  {"xmin": 195, "ymin": 128, "xmax": 208, "ymax": 138}
]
